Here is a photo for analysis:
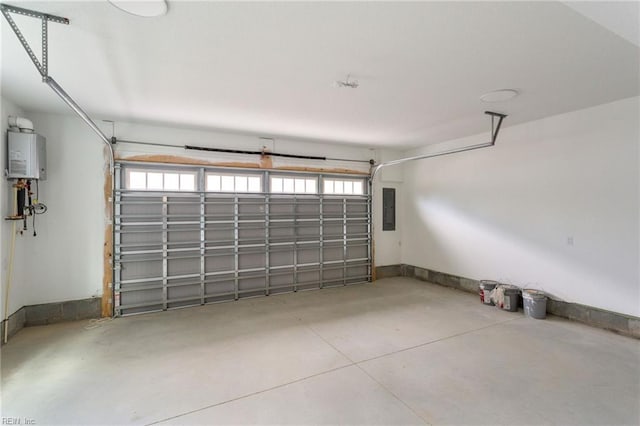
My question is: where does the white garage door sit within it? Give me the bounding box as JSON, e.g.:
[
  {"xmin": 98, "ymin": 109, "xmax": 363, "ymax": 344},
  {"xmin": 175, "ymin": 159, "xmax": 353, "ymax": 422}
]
[{"xmin": 113, "ymin": 162, "xmax": 371, "ymax": 316}]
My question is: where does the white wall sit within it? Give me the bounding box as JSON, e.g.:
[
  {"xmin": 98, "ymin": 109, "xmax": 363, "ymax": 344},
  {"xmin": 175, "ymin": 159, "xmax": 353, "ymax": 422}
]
[
  {"xmin": 402, "ymin": 96, "xmax": 640, "ymax": 317},
  {"xmin": 372, "ymin": 149, "xmax": 403, "ymax": 267},
  {"xmin": 5, "ymin": 111, "xmax": 400, "ymax": 313},
  {"xmin": 5, "ymin": 111, "xmax": 107, "ymax": 315},
  {"xmin": 1, "ymin": 96, "xmax": 26, "ymax": 318}
]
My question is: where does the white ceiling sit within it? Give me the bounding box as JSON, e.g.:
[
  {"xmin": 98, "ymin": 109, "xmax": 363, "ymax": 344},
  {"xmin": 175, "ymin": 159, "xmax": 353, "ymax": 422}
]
[
  {"xmin": 1, "ymin": 1, "xmax": 638, "ymax": 149},
  {"xmin": 562, "ymin": 1, "xmax": 639, "ymax": 47}
]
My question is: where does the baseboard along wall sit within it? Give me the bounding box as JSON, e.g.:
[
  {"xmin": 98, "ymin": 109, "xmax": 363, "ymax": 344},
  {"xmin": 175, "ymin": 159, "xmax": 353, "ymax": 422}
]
[
  {"xmin": 375, "ymin": 264, "xmax": 639, "ymax": 339},
  {"xmin": 1, "ymin": 297, "xmax": 101, "ymax": 345}
]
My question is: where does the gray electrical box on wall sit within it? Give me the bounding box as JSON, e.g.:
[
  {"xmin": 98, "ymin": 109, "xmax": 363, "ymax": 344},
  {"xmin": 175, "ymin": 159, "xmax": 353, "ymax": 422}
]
[
  {"xmin": 7, "ymin": 130, "xmax": 47, "ymax": 180},
  {"xmin": 382, "ymin": 187, "xmax": 395, "ymax": 231}
]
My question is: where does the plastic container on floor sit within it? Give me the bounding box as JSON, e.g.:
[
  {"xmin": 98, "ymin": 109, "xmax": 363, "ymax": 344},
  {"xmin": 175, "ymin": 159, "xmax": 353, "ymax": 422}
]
[
  {"xmin": 523, "ymin": 289, "xmax": 547, "ymax": 319},
  {"xmin": 479, "ymin": 280, "xmax": 499, "ymax": 305},
  {"xmin": 500, "ymin": 285, "xmax": 521, "ymax": 312}
]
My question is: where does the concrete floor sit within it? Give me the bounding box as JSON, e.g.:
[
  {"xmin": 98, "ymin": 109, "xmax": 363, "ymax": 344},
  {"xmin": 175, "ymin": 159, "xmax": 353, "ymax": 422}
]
[{"xmin": 1, "ymin": 277, "xmax": 638, "ymax": 425}]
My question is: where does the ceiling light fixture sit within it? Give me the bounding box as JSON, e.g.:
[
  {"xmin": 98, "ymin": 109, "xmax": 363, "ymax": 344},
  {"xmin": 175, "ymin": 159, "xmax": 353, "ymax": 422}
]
[
  {"xmin": 108, "ymin": 0, "xmax": 168, "ymax": 17},
  {"xmin": 335, "ymin": 74, "xmax": 359, "ymax": 89},
  {"xmin": 480, "ymin": 89, "xmax": 519, "ymax": 103}
]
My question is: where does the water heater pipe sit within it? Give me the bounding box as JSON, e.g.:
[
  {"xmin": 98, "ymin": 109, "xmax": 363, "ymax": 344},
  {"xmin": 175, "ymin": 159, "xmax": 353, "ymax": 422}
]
[
  {"xmin": 3, "ymin": 187, "xmax": 18, "ymax": 344},
  {"xmin": 8, "ymin": 116, "xmax": 34, "ymax": 132}
]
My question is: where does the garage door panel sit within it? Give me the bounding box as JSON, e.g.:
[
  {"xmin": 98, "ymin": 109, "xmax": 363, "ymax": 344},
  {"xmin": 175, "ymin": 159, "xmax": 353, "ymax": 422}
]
[
  {"xmin": 168, "ymin": 276, "xmax": 201, "ymax": 292},
  {"xmin": 206, "ymin": 228, "xmax": 234, "ymax": 245},
  {"xmin": 238, "ymin": 275, "xmax": 266, "ymax": 295},
  {"xmin": 270, "ymin": 249, "xmax": 293, "ymax": 267},
  {"xmin": 323, "ymin": 247, "xmax": 344, "ymax": 262},
  {"xmin": 120, "ymin": 196, "xmax": 163, "ymax": 216},
  {"xmin": 298, "ymin": 202, "xmax": 320, "ymax": 215},
  {"xmin": 120, "ymin": 224, "xmax": 163, "ymax": 245},
  {"xmin": 269, "ymin": 204, "xmax": 295, "ymax": 223},
  {"xmin": 167, "ymin": 257, "xmax": 200, "ymax": 276},
  {"xmin": 114, "ymin": 165, "xmax": 371, "ymax": 316},
  {"xmin": 347, "ymin": 264, "xmax": 369, "ymax": 278},
  {"xmin": 297, "ymin": 269, "xmax": 321, "ymax": 290},
  {"xmin": 323, "ymin": 222, "xmax": 343, "ymax": 235},
  {"xmin": 121, "ymin": 304, "xmax": 164, "ymax": 316},
  {"xmin": 346, "ymin": 201, "xmax": 368, "ymax": 214},
  {"xmin": 205, "ymin": 254, "xmax": 234, "ymax": 273},
  {"xmin": 269, "ymin": 226, "xmax": 294, "ymax": 242},
  {"xmin": 345, "ymin": 267, "xmax": 369, "ymax": 285},
  {"xmin": 120, "ymin": 287, "xmax": 163, "ymax": 314},
  {"xmin": 323, "ymin": 267, "xmax": 344, "ymax": 287},
  {"xmin": 238, "ymin": 198, "xmax": 265, "ymax": 214},
  {"xmin": 322, "ymin": 200, "xmax": 343, "ymax": 214},
  {"xmin": 238, "ymin": 257, "xmax": 265, "ymax": 271},
  {"xmin": 205, "ymin": 277, "xmax": 235, "ymax": 299},
  {"xmin": 346, "ymin": 245, "xmax": 368, "ymax": 259},
  {"xmin": 270, "ymin": 200, "xmax": 294, "ymax": 213},
  {"xmin": 298, "ymin": 224, "xmax": 320, "ymax": 237},
  {"xmin": 167, "ymin": 283, "xmax": 201, "ymax": 308},
  {"xmin": 205, "ymin": 198, "xmax": 234, "ymax": 216},
  {"xmin": 238, "ymin": 226, "xmax": 265, "ymax": 241},
  {"xmin": 168, "ymin": 228, "xmax": 200, "ymax": 244},
  {"xmin": 298, "ymin": 248, "xmax": 320, "ymax": 264},
  {"xmin": 167, "ymin": 198, "xmax": 199, "ymax": 216},
  {"xmin": 121, "ymin": 204, "xmax": 161, "ymax": 217},
  {"xmin": 270, "ymin": 271, "xmax": 295, "ymax": 294},
  {"xmin": 120, "ymin": 250, "xmax": 161, "ymax": 263},
  {"xmin": 120, "ymin": 242, "xmax": 163, "ymax": 254},
  {"xmin": 121, "ymin": 259, "xmax": 162, "ymax": 281}
]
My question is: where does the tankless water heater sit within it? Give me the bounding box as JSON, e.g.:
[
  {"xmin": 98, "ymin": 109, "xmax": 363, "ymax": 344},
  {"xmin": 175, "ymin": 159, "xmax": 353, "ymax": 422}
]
[{"xmin": 6, "ymin": 130, "xmax": 47, "ymax": 180}]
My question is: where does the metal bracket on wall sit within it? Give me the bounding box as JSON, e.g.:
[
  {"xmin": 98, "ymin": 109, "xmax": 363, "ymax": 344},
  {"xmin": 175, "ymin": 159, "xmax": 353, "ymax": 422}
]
[
  {"xmin": 0, "ymin": 4, "xmax": 68, "ymax": 79},
  {"xmin": 1, "ymin": 3, "xmax": 114, "ymax": 169},
  {"xmin": 370, "ymin": 111, "xmax": 507, "ymax": 179}
]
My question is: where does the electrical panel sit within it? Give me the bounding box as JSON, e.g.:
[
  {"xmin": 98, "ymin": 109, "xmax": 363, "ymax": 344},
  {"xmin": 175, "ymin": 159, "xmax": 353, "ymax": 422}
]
[
  {"xmin": 382, "ymin": 187, "xmax": 395, "ymax": 231},
  {"xmin": 7, "ymin": 130, "xmax": 47, "ymax": 180}
]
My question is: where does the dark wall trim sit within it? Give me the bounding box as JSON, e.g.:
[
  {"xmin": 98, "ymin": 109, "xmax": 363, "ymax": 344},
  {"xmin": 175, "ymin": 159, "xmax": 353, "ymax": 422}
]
[
  {"xmin": 1, "ymin": 297, "xmax": 101, "ymax": 344},
  {"xmin": 5, "ymin": 270, "xmax": 638, "ymax": 342},
  {"xmin": 24, "ymin": 297, "xmax": 101, "ymax": 326},
  {"xmin": 375, "ymin": 264, "xmax": 639, "ymax": 339},
  {"xmin": 375, "ymin": 265, "xmax": 402, "ymax": 279},
  {"xmin": 0, "ymin": 307, "xmax": 26, "ymax": 345}
]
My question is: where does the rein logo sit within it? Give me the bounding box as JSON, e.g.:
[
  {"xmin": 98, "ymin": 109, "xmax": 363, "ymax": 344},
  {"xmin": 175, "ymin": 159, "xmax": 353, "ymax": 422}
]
[{"xmin": 1, "ymin": 418, "xmax": 35, "ymax": 425}]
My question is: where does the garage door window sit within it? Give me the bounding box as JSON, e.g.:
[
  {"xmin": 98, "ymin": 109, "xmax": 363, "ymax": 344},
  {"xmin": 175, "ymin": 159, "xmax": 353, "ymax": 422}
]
[
  {"xmin": 126, "ymin": 169, "xmax": 197, "ymax": 191},
  {"xmin": 323, "ymin": 178, "xmax": 364, "ymax": 195},
  {"xmin": 206, "ymin": 174, "xmax": 262, "ymax": 193},
  {"xmin": 270, "ymin": 176, "xmax": 317, "ymax": 194}
]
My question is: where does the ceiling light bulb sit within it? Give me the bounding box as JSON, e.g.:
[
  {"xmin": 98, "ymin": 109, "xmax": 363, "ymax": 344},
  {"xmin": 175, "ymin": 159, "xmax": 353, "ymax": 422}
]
[
  {"xmin": 480, "ymin": 89, "xmax": 519, "ymax": 103},
  {"xmin": 108, "ymin": 0, "xmax": 168, "ymax": 17}
]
